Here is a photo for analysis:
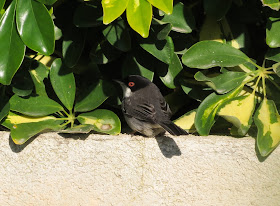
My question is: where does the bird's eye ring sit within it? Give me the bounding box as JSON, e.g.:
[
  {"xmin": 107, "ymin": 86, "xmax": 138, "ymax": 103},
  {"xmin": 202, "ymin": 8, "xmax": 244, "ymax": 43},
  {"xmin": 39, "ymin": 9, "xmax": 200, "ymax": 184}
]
[{"xmin": 128, "ymin": 82, "xmax": 135, "ymax": 87}]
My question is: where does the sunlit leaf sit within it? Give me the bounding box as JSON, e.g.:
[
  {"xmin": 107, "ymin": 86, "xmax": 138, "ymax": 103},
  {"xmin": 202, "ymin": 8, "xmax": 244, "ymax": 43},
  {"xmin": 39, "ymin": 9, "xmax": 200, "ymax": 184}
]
[
  {"xmin": 218, "ymin": 93, "xmax": 256, "ymax": 136},
  {"xmin": 16, "ymin": 0, "xmax": 55, "ymax": 55},
  {"xmin": 77, "ymin": 109, "xmax": 121, "ymax": 135},
  {"xmin": 266, "ymin": 17, "xmax": 280, "ymax": 48},
  {"xmin": 59, "ymin": 124, "xmax": 94, "ymax": 134},
  {"xmin": 2, "ymin": 112, "xmax": 63, "ymax": 145},
  {"xmin": 10, "ymin": 95, "xmax": 63, "ymax": 117},
  {"xmin": 254, "ymin": 98, "xmax": 280, "ymax": 156},
  {"xmin": 102, "ymin": 0, "xmax": 129, "ymax": 24},
  {"xmin": 195, "ymin": 85, "xmax": 243, "ymax": 135},
  {"xmin": 173, "ymin": 109, "xmax": 196, "ymax": 132},
  {"xmin": 29, "ymin": 59, "xmax": 49, "ymax": 96},
  {"xmin": 0, "ymin": 1, "xmax": 25, "ymax": 85},
  {"xmin": 182, "ymin": 41, "xmax": 250, "ymax": 69},
  {"xmin": 126, "ymin": 0, "xmax": 152, "ymax": 38},
  {"xmin": 261, "ymin": 0, "xmax": 280, "ymax": 11},
  {"xmin": 148, "ymin": 0, "xmax": 173, "ymax": 14}
]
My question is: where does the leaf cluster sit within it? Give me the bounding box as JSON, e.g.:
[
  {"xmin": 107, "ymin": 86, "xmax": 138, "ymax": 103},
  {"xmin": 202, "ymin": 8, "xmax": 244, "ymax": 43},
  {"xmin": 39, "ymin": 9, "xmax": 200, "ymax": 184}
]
[{"xmin": 0, "ymin": 0, "xmax": 280, "ymax": 158}]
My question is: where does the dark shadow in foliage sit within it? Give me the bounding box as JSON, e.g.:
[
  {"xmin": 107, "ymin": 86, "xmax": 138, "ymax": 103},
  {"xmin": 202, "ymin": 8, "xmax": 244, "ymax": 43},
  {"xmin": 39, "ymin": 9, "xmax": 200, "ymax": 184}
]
[
  {"xmin": 58, "ymin": 132, "xmax": 90, "ymax": 140},
  {"xmin": 155, "ymin": 135, "xmax": 182, "ymax": 158}
]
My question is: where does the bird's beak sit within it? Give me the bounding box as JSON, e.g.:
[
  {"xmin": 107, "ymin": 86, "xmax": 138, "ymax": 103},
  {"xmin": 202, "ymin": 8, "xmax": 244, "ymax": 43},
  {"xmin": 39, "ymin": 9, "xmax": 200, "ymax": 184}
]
[{"xmin": 113, "ymin": 79, "xmax": 123, "ymax": 85}]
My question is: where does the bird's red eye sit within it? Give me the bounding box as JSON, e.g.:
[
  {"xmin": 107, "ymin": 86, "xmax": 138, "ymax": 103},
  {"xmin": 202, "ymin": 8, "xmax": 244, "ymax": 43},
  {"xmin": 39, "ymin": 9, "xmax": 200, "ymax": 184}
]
[{"xmin": 128, "ymin": 81, "xmax": 135, "ymax": 87}]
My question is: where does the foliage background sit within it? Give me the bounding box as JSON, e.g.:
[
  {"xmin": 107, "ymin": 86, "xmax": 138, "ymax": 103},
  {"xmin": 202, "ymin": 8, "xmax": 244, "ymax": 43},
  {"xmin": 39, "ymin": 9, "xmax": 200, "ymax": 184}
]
[{"xmin": 0, "ymin": 0, "xmax": 280, "ymax": 157}]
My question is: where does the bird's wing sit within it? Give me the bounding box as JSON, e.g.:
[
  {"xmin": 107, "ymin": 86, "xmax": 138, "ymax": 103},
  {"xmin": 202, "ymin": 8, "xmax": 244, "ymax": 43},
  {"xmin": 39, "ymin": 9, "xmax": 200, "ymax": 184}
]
[
  {"xmin": 158, "ymin": 95, "xmax": 172, "ymax": 118},
  {"xmin": 123, "ymin": 99, "xmax": 157, "ymax": 123}
]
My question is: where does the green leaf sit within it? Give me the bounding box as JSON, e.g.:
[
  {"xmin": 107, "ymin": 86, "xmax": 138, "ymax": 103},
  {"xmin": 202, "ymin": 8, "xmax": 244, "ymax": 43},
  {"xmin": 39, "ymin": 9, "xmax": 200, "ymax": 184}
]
[
  {"xmin": 194, "ymin": 70, "xmax": 248, "ymax": 94},
  {"xmin": 122, "ymin": 53, "xmax": 154, "ymax": 80},
  {"xmin": 75, "ymin": 79, "xmax": 111, "ymax": 112},
  {"xmin": 0, "ymin": 0, "xmax": 5, "ymax": 11},
  {"xmin": 0, "ymin": 0, "xmax": 25, "ymax": 85},
  {"xmin": 0, "ymin": 90, "xmax": 9, "ymax": 122},
  {"xmin": 266, "ymin": 48, "xmax": 280, "ymax": 62},
  {"xmin": 139, "ymin": 35, "xmax": 174, "ymax": 64},
  {"xmin": 126, "ymin": 0, "xmax": 152, "ymax": 38},
  {"xmin": 10, "ymin": 95, "xmax": 64, "ymax": 117},
  {"xmin": 59, "ymin": 124, "xmax": 94, "ymax": 134},
  {"xmin": 254, "ymin": 98, "xmax": 280, "ymax": 156},
  {"xmin": 102, "ymin": 0, "xmax": 129, "ymax": 24},
  {"xmin": 62, "ymin": 27, "xmax": 86, "ymax": 68},
  {"xmin": 266, "ymin": 17, "xmax": 280, "ymax": 48},
  {"xmin": 261, "ymin": 0, "xmax": 280, "ymax": 11},
  {"xmin": 155, "ymin": 23, "xmax": 172, "ymax": 40},
  {"xmin": 16, "ymin": 0, "xmax": 55, "ymax": 55},
  {"xmin": 218, "ymin": 93, "xmax": 256, "ymax": 136},
  {"xmin": 103, "ymin": 18, "xmax": 131, "ymax": 52},
  {"xmin": 158, "ymin": 53, "xmax": 182, "ymax": 89},
  {"xmin": 29, "ymin": 59, "xmax": 49, "ymax": 96},
  {"xmin": 272, "ymin": 63, "xmax": 280, "ymax": 77},
  {"xmin": 37, "ymin": 0, "xmax": 57, "ymax": 5},
  {"xmin": 148, "ymin": 0, "xmax": 173, "ymax": 14},
  {"xmin": 50, "ymin": 59, "xmax": 76, "ymax": 111},
  {"xmin": 2, "ymin": 111, "xmax": 63, "ymax": 145},
  {"xmin": 182, "ymin": 41, "xmax": 250, "ymax": 69},
  {"xmin": 195, "ymin": 85, "xmax": 243, "ymax": 135},
  {"xmin": 160, "ymin": 2, "xmax": 195, "ymax": 33},
  {"xmin": 74, "ymin": 3, "xmax": 103, "ymax": 27},
  {"xmin": 203, "ymin": 0, "xmax": 232, "ymax": 20},
  {"xmin": 77, "ymin": 109, "xmax": 121, "ymax": 135}
]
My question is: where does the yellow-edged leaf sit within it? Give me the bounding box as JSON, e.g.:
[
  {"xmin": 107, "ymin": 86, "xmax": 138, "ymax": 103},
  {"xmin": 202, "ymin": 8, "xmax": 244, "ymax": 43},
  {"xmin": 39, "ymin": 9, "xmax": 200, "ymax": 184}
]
[
  {"xmin": 173, "ymin": 110, "xmax": 196, "ymax": 132},
  {"xmin": 218, "ymin": 93, "xmax": 256, "ymax": 136},
  {"xmin": 254, "ymin": 98, "xmax": 280, "ymax": 156},
  {"xmin": 2, "ymin": 112, "xmax": 63, "ymax": 145},
  {"xmin": 77, "ymin": 109, "xmax": 121, "ymax": 135}
]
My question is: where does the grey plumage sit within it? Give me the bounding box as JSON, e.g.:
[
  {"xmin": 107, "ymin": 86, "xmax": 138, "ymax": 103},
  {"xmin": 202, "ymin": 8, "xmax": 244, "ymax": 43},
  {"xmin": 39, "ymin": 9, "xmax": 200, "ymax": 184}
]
[{"xmin": 116, "ymin": 75, "xmax": 188, "ymax": 137}]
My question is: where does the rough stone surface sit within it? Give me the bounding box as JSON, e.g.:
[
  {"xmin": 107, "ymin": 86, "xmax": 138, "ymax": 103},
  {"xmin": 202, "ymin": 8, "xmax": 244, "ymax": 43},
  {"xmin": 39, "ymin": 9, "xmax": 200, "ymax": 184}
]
[{"xmin": 0, "ymin": 131, "xmax": 279, "ymax": 206}]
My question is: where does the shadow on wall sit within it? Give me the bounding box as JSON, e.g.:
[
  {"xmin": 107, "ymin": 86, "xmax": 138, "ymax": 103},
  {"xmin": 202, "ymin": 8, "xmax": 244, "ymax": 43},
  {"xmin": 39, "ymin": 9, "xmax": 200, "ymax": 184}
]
[{"xmin": 155, "ymin": 135, "xmax": 182, "ymax": 158}]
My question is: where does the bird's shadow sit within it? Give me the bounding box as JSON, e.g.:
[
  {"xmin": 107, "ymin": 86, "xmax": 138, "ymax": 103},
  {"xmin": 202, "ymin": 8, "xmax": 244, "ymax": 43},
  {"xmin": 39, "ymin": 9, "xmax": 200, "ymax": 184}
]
[{"xmin": 155, "ymin": 135, "xmax": 182, "ymax": 158}]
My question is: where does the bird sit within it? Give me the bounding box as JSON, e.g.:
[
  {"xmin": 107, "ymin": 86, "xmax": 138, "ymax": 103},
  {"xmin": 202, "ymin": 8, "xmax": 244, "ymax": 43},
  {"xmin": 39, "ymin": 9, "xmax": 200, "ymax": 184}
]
[{"xmin": 115, "ymin": 75, "xmax": 188, "ymax": 137}]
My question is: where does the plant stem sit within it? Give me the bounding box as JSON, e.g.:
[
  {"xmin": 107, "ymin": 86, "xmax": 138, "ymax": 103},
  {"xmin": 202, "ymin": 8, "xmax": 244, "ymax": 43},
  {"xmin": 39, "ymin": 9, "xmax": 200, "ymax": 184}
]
[{"xmin": 262, "ymin": 75, "xmax": 266, "ymax": 97}]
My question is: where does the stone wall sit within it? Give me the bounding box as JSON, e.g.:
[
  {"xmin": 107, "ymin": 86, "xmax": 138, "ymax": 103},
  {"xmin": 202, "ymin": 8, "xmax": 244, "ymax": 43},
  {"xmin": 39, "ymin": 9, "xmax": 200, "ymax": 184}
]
[{"xmin": 0, "ymin": 131, "xmax": 279, "ymax": 205}]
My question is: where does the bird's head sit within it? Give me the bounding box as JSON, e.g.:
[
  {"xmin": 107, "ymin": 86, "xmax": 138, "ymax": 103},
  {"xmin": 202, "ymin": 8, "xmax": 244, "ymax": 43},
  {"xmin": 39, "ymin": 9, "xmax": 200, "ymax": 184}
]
[{"xmin": 114, "ymin": 75, "xmax": 151, "ymax": 97}]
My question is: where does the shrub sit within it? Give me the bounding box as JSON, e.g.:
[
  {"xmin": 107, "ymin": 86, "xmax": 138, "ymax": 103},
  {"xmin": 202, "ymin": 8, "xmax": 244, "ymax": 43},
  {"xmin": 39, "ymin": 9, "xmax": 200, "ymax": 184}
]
[{"xmin": 0, "ymin": 0, "xmax": 280, "ymax": 157}]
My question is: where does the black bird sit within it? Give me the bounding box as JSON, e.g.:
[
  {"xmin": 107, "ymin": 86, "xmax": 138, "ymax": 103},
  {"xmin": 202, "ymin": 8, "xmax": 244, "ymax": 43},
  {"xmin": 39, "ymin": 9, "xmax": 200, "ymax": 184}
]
[{"xmin": 115, "ymin": 75, "xmax": 188, "ymax": 136}]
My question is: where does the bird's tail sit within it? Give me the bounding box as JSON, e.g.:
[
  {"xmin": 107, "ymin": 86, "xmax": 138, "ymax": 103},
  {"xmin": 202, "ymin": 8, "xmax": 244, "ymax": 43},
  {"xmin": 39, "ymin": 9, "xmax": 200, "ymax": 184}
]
[{"xmin": 159, "ymin": 121, "xmax": 188, "ymax": 136}]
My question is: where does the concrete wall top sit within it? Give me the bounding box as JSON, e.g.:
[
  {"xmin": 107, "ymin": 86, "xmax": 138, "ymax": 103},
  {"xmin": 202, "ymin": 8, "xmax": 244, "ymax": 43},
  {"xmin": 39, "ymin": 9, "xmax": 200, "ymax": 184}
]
[{"xmin": 0, "ymin": 131, "xmax": 279, "ymax": 206}]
